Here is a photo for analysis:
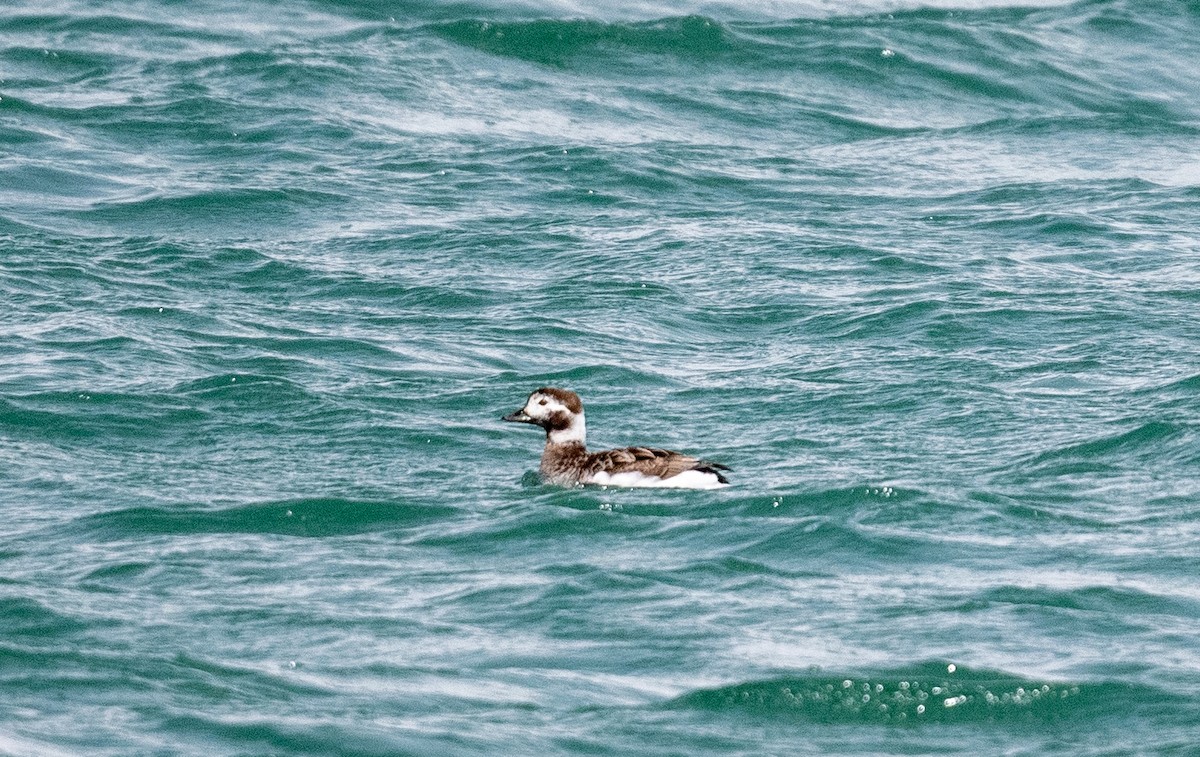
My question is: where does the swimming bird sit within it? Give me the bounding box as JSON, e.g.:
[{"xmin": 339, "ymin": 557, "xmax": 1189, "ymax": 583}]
[{"xmin": 502, "ymin": 387, "xmax": 730, "ymax": 489}]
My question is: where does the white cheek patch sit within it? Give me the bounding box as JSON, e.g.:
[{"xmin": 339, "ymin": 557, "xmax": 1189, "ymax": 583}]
[
  {"xmin": 527, "ymin": 397, "xmax": 565, "ymax": 420},
  {"xmin": 586, "ymin": 470, "xmax": 728, "ymax": 490}
]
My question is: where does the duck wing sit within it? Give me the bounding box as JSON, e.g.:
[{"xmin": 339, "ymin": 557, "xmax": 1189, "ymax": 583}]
[{"xmin": 588, "ymin": 446, "xmax": 730, "ymax": 483}]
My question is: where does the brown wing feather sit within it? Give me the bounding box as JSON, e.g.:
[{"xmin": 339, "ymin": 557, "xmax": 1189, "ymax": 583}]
[{"xmin": 588, "ymin": 446, "xmax": 709, "ymax": 480}]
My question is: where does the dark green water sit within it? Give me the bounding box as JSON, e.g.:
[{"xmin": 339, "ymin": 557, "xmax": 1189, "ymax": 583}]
[{"xmin": 2, "ymin": 0, "xmax": 1199, "ymax": 753}]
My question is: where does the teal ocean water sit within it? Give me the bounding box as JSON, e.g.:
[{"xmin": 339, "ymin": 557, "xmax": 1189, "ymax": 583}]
[{"xmin": 3, "ymin": 0, "xmax": 1200, "ymax": 753}]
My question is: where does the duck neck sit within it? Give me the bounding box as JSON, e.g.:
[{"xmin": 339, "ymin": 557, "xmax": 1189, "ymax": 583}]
[{"xmin": 545, "ymin": 413, "xmax": 586, "ymax": 448}]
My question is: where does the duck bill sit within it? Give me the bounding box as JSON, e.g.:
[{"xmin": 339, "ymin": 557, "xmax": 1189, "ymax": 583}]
[{"xmin": 502, "ymin": 409, "xmax": 535, "ymax": 424}]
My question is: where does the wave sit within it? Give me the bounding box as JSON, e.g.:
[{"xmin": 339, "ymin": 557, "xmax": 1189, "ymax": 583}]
[
  {"xmin": 429, "ymin": 15, "xmax": 730, "ymax": 67},
  {"xmin": 0, "ymin": 394, "xmax": 209, "ymax": 443},
  {"xmin": 0, "ymin": 596, "xmax": 91, "ymax": 640},
  {"xmin": 669, "ymin": 661, "xmax": 1193, "ymax": 725},
  {"xmin": 1012, "ymin": 421, "xmax": 1192, "ymax": 483},
  {"xmin": 975, "ymin": 583, "xmax": 1200, "ymax": 618},
  {"xmin": 335, "ymin": 0, "xmax": 1085, "ymax": 24},
  {"xmin": 0, "ymin": 643, "xmax": 335, "ymax": 716},
  {"xmin": 412, "ymin": 2, "xmax": 1199, "ymax": 138},
  {"xmin": 70, "ymin": 187, "xmax": 350, "ymax": 238},
  {"xmin": 0, "ymin": 370, "xmax": 345, "ymax": 444},
  {"xmin": 69, "ymin": 497, "xmax": 460, "ymax": 538}
]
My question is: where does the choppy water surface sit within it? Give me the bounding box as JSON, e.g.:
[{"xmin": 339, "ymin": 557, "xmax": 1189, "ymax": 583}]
[{"xmin": 2, "ymin": 0, "xmax": 1199, "ymax": 753}]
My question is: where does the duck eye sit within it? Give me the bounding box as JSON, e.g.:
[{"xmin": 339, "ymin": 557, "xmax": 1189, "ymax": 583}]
[{"xmin": 538, "ymin": 399, "xmax": 548, "ymax": 406}]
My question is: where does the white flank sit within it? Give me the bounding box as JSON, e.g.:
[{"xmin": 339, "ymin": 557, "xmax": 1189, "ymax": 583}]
[{"xmin": 587, "ymin": 469, "xmax": 728, "ymax": 490}]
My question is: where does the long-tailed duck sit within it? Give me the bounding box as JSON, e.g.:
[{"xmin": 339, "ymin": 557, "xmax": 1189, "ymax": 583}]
[{"xmin": 502, "ymin": 387, "xmax": 730, "ymax": 489}]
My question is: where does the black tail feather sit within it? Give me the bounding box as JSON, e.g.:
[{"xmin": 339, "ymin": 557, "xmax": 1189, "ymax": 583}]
[{"xmin": 696, "ymin": 461, "xmax": 731, "ymax": 484}]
